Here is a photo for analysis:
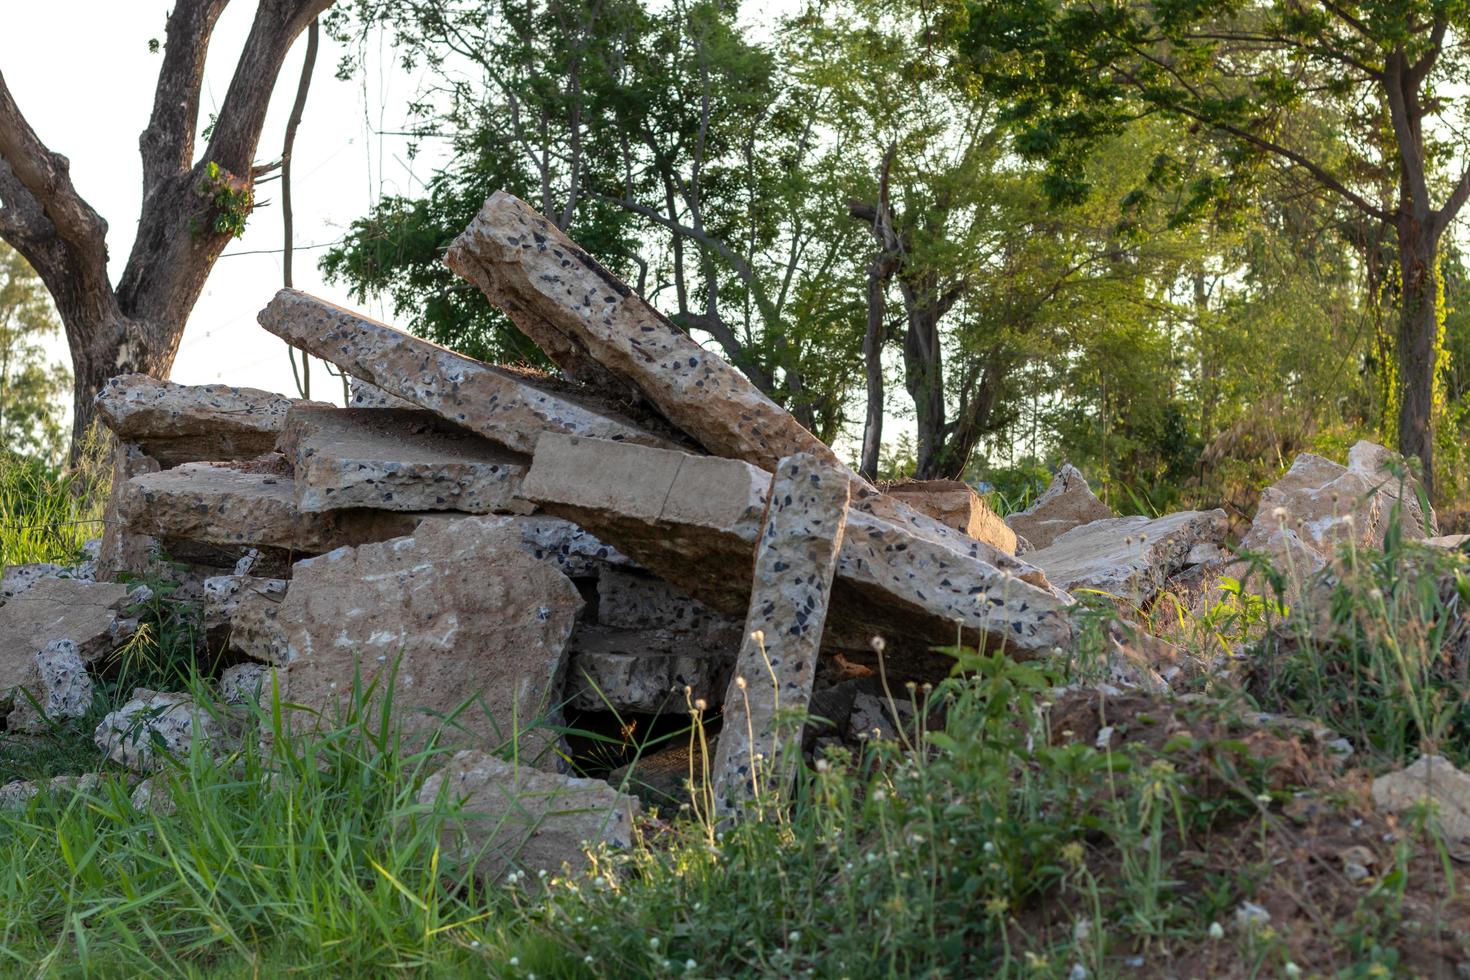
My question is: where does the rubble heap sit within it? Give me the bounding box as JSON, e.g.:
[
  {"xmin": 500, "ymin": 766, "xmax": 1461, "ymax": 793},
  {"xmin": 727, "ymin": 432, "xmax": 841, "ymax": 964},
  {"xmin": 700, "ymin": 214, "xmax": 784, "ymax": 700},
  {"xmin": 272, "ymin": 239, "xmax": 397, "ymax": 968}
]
[{"xmin": 0, "ymin": 189, "xmax": 1444, "ymax": 876}]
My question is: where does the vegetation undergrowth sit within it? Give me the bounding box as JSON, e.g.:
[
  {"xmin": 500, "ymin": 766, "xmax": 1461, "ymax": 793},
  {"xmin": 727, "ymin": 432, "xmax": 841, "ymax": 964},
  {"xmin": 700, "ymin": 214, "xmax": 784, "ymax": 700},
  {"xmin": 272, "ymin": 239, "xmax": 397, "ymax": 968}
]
[{"xmin": 0, "ymin": 441, "xmax": 107, "ymax": 568}]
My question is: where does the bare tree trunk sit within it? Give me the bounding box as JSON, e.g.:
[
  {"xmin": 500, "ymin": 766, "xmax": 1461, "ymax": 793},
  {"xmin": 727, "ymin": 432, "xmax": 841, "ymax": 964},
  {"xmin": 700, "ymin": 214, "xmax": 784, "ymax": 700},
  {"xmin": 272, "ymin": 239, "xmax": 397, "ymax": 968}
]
[
  {"xmin": 860, "ymin": 259, "xmax": 888, "ymax": 481},
  {"xmin": 1396, "ymin": 218, "xmax": 1438, "ymax": 498},
  {"xmin": 0, "ymin": 0, "xmax": 334, "ymax": 457}
]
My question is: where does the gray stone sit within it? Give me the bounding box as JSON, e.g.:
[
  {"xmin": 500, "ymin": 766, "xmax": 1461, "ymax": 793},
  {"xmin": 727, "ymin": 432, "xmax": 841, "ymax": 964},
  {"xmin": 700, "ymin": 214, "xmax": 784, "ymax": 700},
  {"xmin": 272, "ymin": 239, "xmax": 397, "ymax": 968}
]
[
  {"xmin": 1427, "ymin": 534, "xmax": 1470, "ymax": 549},
  {"xmin": 595, "ymin": 567, "xmax": 740, "ymax": 640},
  {"xmin": 421, "ymin": 748, "xmax": 641, "ymax": 884},
  {"xmin": 130, "ymin": 775, "xmax": 176, "ymax": 816},
  {"xmin": 1372, "ymin": 755, "xmax": 1470, "ymax": 861},
  {"xmin": 0, "ymin": 773, "xmax": 100, "ymax": 810},
  {"xmin": 225, "ymin": 588, "xmax": 288, "ymax": 663},
  {"xmin": 713, "ymin": 453, "xmax": 849, "ymax": 817},
  {"xmin": 278, "ymin": 405, "xmax": 534, "ymax": 515},
  {"xmin": 256, "ymin": 290, "xmax": 678, "ymax": 455},
  {"xmin": 95, "ymin": 690, "xmax": 226, "ymax": 771},
  {"xmin": 510, "ymin": 515, "xmax": 633, "ymax": 577},
  {"xmin": 565, "ymin": 626, "xmax": 736, "ymax": 714},
  {"xmin": 1027, "ymin": 509, "xmax": 1228, "ymax": 606},
  {"xmin": 94, "ymin": 373, "xmax": 324, "ymax": 468},
  {"xmin": 201, "ymin": 575, "xmax": 288, "ymax": 632},
  {"xmin": 120, "ymin": 461, "xmax": 424, "ymax": 553},
  {"xmin": 1004, "ymin": 464, "xmax": 1116, "ymax": 551},
  {"xmin": 1239, "ymin": 441, "xmax": 1433, "ymax": 589},
  {"xmin": 272, "ymin": 517, "xmax": 583, "ymax": 766},
  {"xmin": 1, "ymin": 563, "xmax": 68, "ymax": 605},
  {"xmin": 521, "ymin": 434, "xmax": 1076, "ymax": 657},
  {"xmin": 218, "ymin": 662, "xmax": 276, "ymax": 705},
  {"xmin": 0, "ymin": 579, "xmax": 133, "ymax": 699},
  {"xmin": 848, "ymin": 692, "xmax": 914, "ymax": 743},
  {"xmin": 8, "ymin": 640, "xmax": 95, "ymax": 733}
]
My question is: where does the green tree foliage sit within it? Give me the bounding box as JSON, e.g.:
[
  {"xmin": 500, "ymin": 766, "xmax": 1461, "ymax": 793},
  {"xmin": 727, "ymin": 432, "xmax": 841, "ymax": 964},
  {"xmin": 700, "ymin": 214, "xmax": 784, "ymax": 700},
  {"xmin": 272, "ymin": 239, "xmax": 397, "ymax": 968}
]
[
  {"xmin": 0, "ymin": 243, "xmax": 69, "ymax": 462},
  {"xmin": 961, "ymin": 0, "xmax": 1470, "ymax": 497}
]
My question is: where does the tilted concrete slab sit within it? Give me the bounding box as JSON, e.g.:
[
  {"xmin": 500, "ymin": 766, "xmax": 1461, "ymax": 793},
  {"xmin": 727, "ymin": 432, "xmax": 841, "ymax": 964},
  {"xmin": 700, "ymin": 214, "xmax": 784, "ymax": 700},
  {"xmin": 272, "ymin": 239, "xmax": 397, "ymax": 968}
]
[{"xmin": 257, "ymin": 290, "xmax": 679, "ymax": 456}]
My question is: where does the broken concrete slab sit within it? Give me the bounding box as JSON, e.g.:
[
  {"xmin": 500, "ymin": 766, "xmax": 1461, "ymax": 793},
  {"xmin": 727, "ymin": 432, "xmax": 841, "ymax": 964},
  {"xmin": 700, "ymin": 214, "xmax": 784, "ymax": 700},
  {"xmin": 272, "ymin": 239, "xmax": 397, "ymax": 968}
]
[
  {"xmin": 1027, "ymin": 509, "xmax": 1228, "ymax": 607},
  {"xmin": 444, "ymin": 192, "xmax": 1023, "ymax": 576},
  {"xmin": 564, "ymin": 626, "xmax": 736, "ymax": 714},
  {"xmin": 277, "ymin": 405, "xmax": 534, "ymax": 515},
  {"xmin": 201, "ymin": 575, "xmax": 288, "ymax": 633},
  {"xmin": 0, "ymin": 773, "xmax": 100, "ymax": 810},
  {"xmin": 595, "ymin": 567, "xmax": 742, "ymax": 640},
  {"xmin": 94, "ymin": 690, "xmax": 227, "ymax": 771},
  {"xmin": 883, "ymin": 479, "xmax": 1017, "ymax": 555},
  {"xmin": 273, "ymin": 517, "xmax": 583, "ymax": 766},
  {"xmin": 94, "ymin": 374, "xmax": 323, "ymax": 468},
  {"xmin": 510, "ymin": 515, "xmax": 634, "ymax": 577},
  {"xmin": 1372, "ymin": 754, "xmax": 1470, "ymax": 861},
  {"xmin": 218, "ymin": 662, "xmax": 276, "ymax": 705},
  {"xmin": 348, "ymin": 376, "xmax": 416, "ymax": 409},
  {"xmin": 422, "ymin": 748, "xmax": 641, "ymax": 884},
  {"xmin": 1240, "ymin": 441, "xmax": 1431, "ymax": 586},
  {"xmin": 7, "ymin": 640, "xmax": 96, "ymax": 733},
  {"xmin": 0, "ymin": 578, "xmax": 134, "ymax": 698},
  {"xmin": 712, "ymin": 453, "xmax": 849, "ymax": 817},
  {"xmin": 96, "ymin": 442, "xmax": 162, "ymax": 582},
  {"xmin": 1004, "ymin": 464, "xmax": 1115, "ymax": 551},
  {"xmin": 1, "ymin": 562, "xmax": 72, "ymax": 605},
  {"xmin": 521, "ymin": 434, "xmax": 1076, "ymax": 657},
  {"xmin": 257, "ymin": 290, "xmax": 678, "ymax": 456},
  {"xmin": 1427, "ymin": 534, "xmax": 1470, "ymax": 549},
  {"xmin": 120, "ymin": 462, "xmax": 423, "ymax": 554}
]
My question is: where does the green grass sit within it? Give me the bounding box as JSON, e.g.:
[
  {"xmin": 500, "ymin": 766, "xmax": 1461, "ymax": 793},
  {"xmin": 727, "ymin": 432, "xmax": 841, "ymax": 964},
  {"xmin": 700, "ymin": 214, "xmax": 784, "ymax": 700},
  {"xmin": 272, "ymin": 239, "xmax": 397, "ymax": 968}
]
[
  {"xmin": 0, "ymin": 444, "xmax": 107, "ymax": 568},
  {"xmin": 1, "ymin": 451, "xmax": 1465, "ymax": 975}
]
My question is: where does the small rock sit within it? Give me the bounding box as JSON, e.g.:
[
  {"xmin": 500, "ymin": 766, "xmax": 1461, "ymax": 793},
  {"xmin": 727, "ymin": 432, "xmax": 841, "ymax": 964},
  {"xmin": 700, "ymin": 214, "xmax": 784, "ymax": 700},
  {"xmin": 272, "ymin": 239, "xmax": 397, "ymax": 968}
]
[
  {"xmin": 1004, "ymin": 464, "xmax": 1115, "ymax": 551},
  {"xmin": 7, "ymin": 640, "xmax": 95, "ymax": 733},
  {"xmin": 94, "ymin": 690, "xmax": 225, "ymax": 771},
  {"xmin": 1234, "ymin": 901, "xmax": 1271, "ymax": 928},
  {"xmin": 1371, "ymin": 754, "xmax": 1470, "ymax": 860},
  {"xmin": 218, "ymin": 662, "xmax": 274, "ymax": 705}
]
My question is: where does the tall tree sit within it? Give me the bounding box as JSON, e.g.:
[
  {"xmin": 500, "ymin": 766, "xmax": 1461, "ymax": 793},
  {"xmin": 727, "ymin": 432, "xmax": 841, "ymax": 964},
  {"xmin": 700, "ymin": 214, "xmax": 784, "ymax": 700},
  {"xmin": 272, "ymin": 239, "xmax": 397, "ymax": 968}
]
[
  {"xmin": 963, "ymin": 0, "xmax": 1470, "ymax": 497},
  {"xmin": 0, "ymin": 0, "xmax": 333, "ymax": 451},
  {"xmin": 0, "ymin": 243, "xmax": 70, "ymax": 461}
]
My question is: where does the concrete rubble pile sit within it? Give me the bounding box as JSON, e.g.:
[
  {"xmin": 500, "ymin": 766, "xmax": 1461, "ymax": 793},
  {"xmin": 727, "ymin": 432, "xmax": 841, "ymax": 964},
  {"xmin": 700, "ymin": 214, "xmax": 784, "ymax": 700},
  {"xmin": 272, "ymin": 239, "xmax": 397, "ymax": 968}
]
[{"xmin": 1, "ymin": 190, "xmax": 1451, "ymax": 870}]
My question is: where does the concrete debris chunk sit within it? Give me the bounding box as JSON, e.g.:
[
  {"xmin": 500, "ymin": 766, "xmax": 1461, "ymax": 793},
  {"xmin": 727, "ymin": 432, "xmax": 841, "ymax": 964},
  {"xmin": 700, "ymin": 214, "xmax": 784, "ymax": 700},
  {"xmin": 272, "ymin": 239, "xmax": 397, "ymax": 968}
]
[
  {"xmin": 7, "ymin": 640, "xmax": 95, "ymax": 733},
  {"xmin": 201, "ymin": 575, "xmax": 288, "ymax": 632},
  {"xmin": 883, "ymin": 479, "xmax": 1017, "ymax": 555},
  {"xmin": 565, "ymin": 626, "xmax": 736, "ymax": 713},
  {"xmin": 120, "ymin": 461, "xmax": 423, "ymax": 553},
  {"xmin": 1240, "ymin": 441, "xmax": 1433, "ymax": 585},
  {"xmin": 0, "ymin": 578, "xmax": 134, "ymax": 699},
  {"xmin": 521, "ymin": 434, "xmax": 1075, "ymax": 656},
  {"xmin": 712, "ymin": 453, "xmax": 850, "ymax": 817},
  {"xmin": 94, "ymin": 373, "xmax": 323, "ymax": 468},
  {"xmin": 257, "ymin": 290, "xmax": 678, "ymax": 455},
  {"xmin": 510, "ymin": 515, "xmax": 634, "ymax": 577},
  {"xmin": 96, "ymin": 442, "xmax": 162, "ymax": 582},
  {"xmin": 422, "ymin": 748, "xmax": 641, "ymax": 884},
  {"xmin": 95, "ymin": 690, "xmax": 226, "ymax": 771},
  {"xmin": 1027, "ymin": 509, "xmax": 1228, "ymax": 606},
  {"xmin": 1372, "ymin": 754, "xmax": 1470, "ymax": 861},
  {"xmin": 272, "ymin": 517, "xmax": 582, "ymax": 766},
  {"xmin": 595, "ymin": 567, "xmax": 741, "ymax": 640},
  {"xmin": 348, "ymin": 376, "xmax": 416, "ymax": 408},
  {"xmin": 1, "ymin": 563, "xmax": 70, "ymax": 605},
  {"xmin": 218, "ymin": 662, "xmax": 275, "ymax": 705},
  {"xmin": 1004, "ymin": 464, "xmax": 1115, "ymax": 551},
  {"xmin": 278, "ymin": 405, "xmax": 534, "ymax": 515},
  {"xmin": 0, "ymin": 773, "xmax": 100, "ymax": 810},
  {"xmin": 1426, "ymin": 534, "xmax": 1470, "ymax": 550}
]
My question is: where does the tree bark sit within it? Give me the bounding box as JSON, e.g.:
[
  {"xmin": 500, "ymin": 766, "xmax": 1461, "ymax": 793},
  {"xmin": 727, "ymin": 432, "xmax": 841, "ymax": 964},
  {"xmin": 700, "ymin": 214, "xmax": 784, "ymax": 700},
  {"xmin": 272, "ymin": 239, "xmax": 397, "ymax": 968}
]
[
  {"xmin": 0, "ymin": 0, "xmax": 333, "ymax": 456},
  {"xmin": 1395, "ymin": 218, "xmax": 1438, "ymax": 498}
]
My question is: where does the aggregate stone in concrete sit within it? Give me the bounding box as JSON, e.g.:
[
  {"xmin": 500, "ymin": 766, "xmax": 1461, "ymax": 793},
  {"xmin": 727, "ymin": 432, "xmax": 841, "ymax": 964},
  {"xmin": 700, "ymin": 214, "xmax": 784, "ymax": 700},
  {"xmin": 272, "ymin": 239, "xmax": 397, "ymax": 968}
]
[
  {"xmin": 94, "ymin": 690, "xmax": 227, "ymax": 771},
  {"xmin": 712, "ymin": 453, "xmax": 849, "ymax": 817},
  {"xmin": 277, "ymin": 405, "xmax": 534, "ymax": 515},
  {"xmin": 564, "ymin": 625, "xmax": 737, "ymax": 714},
  {"xmin": 7, "ymin": 639, "xmax": 95, "ymax": 733},
  {"xmin": 0, "ymin": 578, "xmax": 133, "ymax": 697}
]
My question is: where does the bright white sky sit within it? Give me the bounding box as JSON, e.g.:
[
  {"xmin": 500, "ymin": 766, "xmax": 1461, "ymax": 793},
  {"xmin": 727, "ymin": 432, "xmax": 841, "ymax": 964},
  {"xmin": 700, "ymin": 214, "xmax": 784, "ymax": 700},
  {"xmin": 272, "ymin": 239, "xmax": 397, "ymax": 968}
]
[{"xmin": 3, "ymin": 2, "xmax": 445, "ymax": 405}]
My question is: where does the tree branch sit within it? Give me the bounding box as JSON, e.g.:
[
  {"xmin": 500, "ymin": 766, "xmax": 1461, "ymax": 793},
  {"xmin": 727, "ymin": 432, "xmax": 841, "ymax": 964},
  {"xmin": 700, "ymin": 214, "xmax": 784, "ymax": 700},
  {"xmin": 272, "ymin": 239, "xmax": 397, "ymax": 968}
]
[
  {"xmin": 0, "ymin": 69, "xmax": 111, "ymax": 289},
  {"xmin": 1434, "ymin": 160, "xmax": 1470, "ymax": 241},
  {"xmin": 139, "ymin": 0, "xmax": 230, "ymax": 200},
  {"xmin": 1384, "ymin": 52, "xmax": 1431, "ymax": 219}
]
